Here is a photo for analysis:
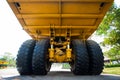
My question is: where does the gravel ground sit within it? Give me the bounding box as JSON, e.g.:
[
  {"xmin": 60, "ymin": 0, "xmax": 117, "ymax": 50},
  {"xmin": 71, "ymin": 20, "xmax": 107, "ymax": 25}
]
[{"xmin": 0, "ymin": 68, "xmax": 120, "ymax": 80}]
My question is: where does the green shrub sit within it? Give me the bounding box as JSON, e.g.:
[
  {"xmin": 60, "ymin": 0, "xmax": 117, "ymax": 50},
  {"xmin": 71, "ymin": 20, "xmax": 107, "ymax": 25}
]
[
  {"xmin": 105, "ymin": 64, "xmax": 120, "ymax": 68},
  {"xmin": 62, "ymin": 63, "xmax": 71, "ymax": 69}
]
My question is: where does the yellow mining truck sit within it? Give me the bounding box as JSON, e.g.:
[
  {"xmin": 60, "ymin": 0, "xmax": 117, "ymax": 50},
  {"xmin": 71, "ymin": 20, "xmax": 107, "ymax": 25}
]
[
  {"xmin": 7, "ymin": 0, "xmax": 113, "ymax": 75},
  {"xmin": 0, "ymin": 60, "xmax": 8, "ymax": 68}
]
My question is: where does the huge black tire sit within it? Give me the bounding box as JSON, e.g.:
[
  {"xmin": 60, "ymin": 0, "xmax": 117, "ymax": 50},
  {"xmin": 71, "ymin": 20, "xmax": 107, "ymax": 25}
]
[
  {"xmin": 86, "ymin": 40, "xmax": 104, "ymax": 75},
  {"xmin": 32, "ymin": 39, "xmax": 51, "ymax": 75},
  {"xmin": 16, "ymin": 39, "xmax": 36, "ymax": 75},
  {"xmin": 71, "ymin": 40, "xmax": 89, "ymax": 75}
]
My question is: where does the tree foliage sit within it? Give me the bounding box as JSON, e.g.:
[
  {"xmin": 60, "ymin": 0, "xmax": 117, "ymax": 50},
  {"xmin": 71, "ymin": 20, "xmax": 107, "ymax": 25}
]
[
  {"xmin": 96, "ymin": 4, "xmax": 117, "ymax": 35},
  {"xmin": 96, "ymin": 3, "xmax": 120, "ymax": 60},
  {"xmin": 1, "ymin": 52, "xmax": 16, "ymax": 67},
  {"xmin": 104, "ymin": 46, "xmax": 120, "ymax": 59}
]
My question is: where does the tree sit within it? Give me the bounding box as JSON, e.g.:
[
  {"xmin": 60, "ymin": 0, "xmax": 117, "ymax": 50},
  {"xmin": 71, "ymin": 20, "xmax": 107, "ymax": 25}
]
[
  {"xmin": 104, "ymin": 47, "xmax": 120, "ymax": 63},
  {"xmin": 3, "ymin": 52, "xmax": 12, "ymax": 61},
  {"xmin": 96, "ymin": 4, "xmax": 117, "ymax": 35},
  {"xmin": 2, "ymin": 52, "xmax": 16, "ymax": 67},
  {"xmin": 96, "ymin": 3, "xmax": 120, "ymax": 60}
]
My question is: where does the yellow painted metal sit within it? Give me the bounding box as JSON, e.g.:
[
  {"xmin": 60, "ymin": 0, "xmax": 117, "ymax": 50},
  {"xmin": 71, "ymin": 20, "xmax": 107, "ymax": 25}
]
[
  {"xmin": 49, "ymin": 48, "xmax": 65, "ymax": 62},
  {"xmin": 0, "ymin": 60, "xmax": 8, "ymax": 65},
  {"xmin": 7, "ymin": 0, "xmax": 113, "ymax": 40},
  {"xmin": 49, "ymin": 46, "xmax": 72, "ymax": 62},
  {"xmin": 66, "ymin": 49, "xmax": 72, "ymax": 61},
  {"xmin": 55, "ymin": 54, "xmax": 66, "ymax": 63},
  {"xmin": 49, "ymin": 49, "xmax": 55, "ymax": 61}
]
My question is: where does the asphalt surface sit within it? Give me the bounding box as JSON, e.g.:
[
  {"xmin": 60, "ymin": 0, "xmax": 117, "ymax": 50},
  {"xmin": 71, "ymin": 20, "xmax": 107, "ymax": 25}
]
[{"xmin": 0, "ymin": 68, "xmax": 120, "ymax": 80}]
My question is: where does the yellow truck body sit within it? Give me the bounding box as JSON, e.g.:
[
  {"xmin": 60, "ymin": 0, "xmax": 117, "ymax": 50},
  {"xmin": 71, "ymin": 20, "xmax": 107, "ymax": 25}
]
[
  {"xmin": 7, "ymin": 0, "xmax": 113, "ymax": 40},
  {"xmin": 0, "ymin": 60, "xmax": 8, "ymax": 68},
  {"xmin": 7, "ymin": 0, "xmax": 113, "ymax": 75}
]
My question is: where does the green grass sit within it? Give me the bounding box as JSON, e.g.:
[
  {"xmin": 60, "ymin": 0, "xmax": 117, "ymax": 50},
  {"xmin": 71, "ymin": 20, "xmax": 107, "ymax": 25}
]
[
  {"xmin": 103, "ymin": 67, "xmax": 120, "ymax": 75},
  {"xmin": 62, "ymin": 63, "xmax": 120, "ymax": 75}
]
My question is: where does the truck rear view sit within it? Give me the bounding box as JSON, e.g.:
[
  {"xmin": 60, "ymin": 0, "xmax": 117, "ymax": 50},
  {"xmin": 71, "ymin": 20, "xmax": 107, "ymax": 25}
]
[{"xmin": 7, "ymin": 0, "xmax": 113, "ymax": 75}]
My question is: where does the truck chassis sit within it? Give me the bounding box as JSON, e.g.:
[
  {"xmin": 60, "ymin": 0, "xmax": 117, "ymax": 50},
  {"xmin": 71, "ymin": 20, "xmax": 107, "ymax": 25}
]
[{"xmin": 7, "ymin": 0, "xmax": 113, "ymax": 75}]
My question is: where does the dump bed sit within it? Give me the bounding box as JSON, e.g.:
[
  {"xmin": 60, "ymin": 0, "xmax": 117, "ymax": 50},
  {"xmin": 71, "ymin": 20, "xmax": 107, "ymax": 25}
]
[{"xmin": 7, "ymin": 0, "xmax": 113, "ymax": 40}]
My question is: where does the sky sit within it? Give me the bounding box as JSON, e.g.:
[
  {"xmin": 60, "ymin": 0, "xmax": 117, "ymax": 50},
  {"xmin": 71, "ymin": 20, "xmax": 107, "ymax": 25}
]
[{"xmin": 0, "ymin": 0, "xmax": 120, "ymax": 57}]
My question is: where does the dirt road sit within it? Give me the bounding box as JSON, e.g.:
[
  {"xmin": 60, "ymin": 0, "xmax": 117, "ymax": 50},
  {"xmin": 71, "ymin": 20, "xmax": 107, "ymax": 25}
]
[{"xmin": 0, "ymin": 68, "xmax": 120, "ymax": 80}]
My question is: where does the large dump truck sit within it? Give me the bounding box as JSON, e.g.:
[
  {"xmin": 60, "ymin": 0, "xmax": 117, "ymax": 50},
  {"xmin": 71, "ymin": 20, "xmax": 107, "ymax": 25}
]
[
  {"xmin": 7, "ymin": 0, "xmax": 113, "ymax": 75},
  {"xmin": 0, "ymin": 60, "xmax": 8, "ymax": 68}
]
